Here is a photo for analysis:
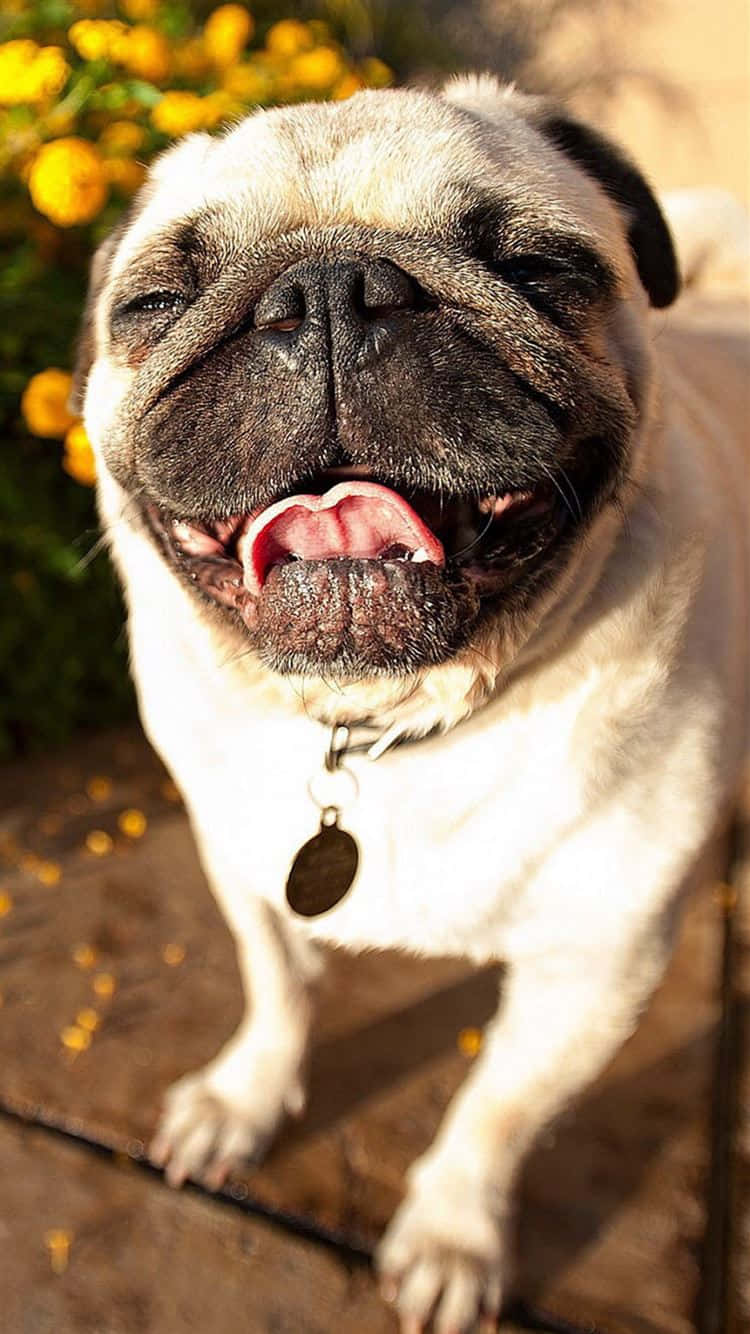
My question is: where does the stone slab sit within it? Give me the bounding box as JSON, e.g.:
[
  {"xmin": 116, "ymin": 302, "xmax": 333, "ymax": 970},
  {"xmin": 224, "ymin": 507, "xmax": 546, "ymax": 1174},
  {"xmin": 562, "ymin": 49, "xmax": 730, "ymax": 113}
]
[
  {"xmin": 0, "ymin": 1117, "xmax": 395, "ymax": 1334},
  {"xmin": 0, "ymin": 727, "xmax": 732, "ymax": 1331}
]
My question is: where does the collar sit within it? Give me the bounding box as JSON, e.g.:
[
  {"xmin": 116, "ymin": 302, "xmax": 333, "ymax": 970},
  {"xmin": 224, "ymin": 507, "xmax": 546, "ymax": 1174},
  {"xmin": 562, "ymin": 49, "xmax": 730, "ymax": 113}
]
[{"xmin": 325, "ymin": 718, "xmax": 441, "ymax": 767}]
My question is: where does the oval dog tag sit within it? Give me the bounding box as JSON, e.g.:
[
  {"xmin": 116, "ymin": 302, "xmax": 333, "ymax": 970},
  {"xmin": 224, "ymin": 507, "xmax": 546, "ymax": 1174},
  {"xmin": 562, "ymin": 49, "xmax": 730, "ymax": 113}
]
[{"xmin": 286, "ymin": 810, "xmax": 359, "ymax": 918}]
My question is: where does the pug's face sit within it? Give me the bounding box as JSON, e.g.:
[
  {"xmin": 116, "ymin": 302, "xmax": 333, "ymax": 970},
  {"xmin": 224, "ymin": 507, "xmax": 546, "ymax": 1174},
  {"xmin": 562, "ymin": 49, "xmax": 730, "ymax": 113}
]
[{"xmin": 79, "ymin": 79, "xmax": 677, "ymax": 681}]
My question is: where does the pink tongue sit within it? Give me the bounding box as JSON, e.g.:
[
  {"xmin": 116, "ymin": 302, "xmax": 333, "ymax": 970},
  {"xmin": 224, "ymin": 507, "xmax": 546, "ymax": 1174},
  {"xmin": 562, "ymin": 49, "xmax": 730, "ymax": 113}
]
[{"xmin": 239, "ymin": 481, "xmax": 445, "ymax": 594}]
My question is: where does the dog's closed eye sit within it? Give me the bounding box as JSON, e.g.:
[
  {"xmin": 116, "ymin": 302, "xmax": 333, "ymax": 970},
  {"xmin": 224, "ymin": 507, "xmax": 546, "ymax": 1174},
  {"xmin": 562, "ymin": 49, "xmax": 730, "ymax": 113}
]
[
  {"xmin": 119, "ymin": 290, "xmax": 187, "ymax": 316},
  {"xmin": 110, "ymin": 289, "xmax": 189, "ymax": 361}
]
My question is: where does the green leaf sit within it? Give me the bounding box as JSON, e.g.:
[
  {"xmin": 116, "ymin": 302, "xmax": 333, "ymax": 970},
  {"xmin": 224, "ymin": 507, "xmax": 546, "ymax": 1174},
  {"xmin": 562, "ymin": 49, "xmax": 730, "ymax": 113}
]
[{"xmin": 124, "ymin": 79, "xmax": 163, "ymax": 107}]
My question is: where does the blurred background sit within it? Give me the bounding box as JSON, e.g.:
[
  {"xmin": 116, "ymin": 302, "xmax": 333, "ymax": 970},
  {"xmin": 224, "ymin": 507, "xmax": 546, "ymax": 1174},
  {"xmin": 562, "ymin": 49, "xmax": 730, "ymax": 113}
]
[{"xmin": 1, "ymin": 0, "xmax": 747, "ymax": 759}]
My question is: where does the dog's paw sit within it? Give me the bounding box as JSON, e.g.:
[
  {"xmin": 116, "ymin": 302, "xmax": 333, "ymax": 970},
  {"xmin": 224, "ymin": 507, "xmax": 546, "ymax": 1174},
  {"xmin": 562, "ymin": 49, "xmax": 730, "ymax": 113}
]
[
  {"xmin": 149, "ymin": 1052, "xmax": 305, "ymax": 1190},
  {"xmin": 376, "ymin": 1173, "xmax": 506, "ymax": 1334}
]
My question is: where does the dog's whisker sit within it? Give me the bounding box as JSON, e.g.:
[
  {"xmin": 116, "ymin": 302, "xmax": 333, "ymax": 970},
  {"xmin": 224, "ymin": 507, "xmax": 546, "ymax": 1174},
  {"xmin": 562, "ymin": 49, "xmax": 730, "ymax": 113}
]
[
  {"xmin": 538, "ymin": 463, "xmax": 579, "ymax": 525},
  {"xmin": 71, "ymin": 531, "xmax": 110, "ymax": 574},
  {"xmin": 317, "ymin": 671, "xmax": 345, "ymax": 696},
  {"xmin": 557, "ymin": 464, "xmax": 584, "ymax": 522},
  {"xmin": 217, "ymin": 645, "xmax": 255, "ymax": 671},
  {"xmin": 452, "ymin": 502, "xmax": 496, "ymax": 560},
  {"xmin": 71, "ymin": 488, "xmax": 147, "ymax": 573},
  {"xmin": 464, "ymin": 643, "xmax": 500, "ymax": 675}
]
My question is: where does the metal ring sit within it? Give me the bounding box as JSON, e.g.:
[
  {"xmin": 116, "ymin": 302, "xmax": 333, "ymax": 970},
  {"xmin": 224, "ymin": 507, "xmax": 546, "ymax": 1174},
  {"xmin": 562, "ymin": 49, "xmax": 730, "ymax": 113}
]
[
  {"xmin": 325, "ymin": 723, "xmax": 351, "ymax": 772},
  {"xmin": 307, "ymin": 763, "xmax": 359, "ymax": 812}
]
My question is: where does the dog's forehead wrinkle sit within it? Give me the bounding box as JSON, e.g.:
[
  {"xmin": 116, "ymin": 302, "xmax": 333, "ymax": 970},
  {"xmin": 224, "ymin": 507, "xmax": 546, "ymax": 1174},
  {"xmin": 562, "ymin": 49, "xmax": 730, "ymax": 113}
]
[{"xmin": 212, "ymin": 97, "xmax": 491, "ymax": 233}]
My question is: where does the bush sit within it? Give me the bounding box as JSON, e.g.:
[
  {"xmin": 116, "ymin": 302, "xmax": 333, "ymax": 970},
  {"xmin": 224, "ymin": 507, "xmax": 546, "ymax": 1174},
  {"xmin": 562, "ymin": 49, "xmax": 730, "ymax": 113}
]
[{"xmin": 0, "ymin": 0, "xmax": 401, "ymax": 758}]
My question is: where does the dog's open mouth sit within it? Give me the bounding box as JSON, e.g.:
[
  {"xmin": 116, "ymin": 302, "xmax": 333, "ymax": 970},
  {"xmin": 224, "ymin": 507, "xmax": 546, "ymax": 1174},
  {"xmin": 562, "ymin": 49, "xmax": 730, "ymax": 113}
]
[
  {"xmin": 240, "ymin": 479, "xmax": 447, "ymax": 594},
  {"xmin": 145, "ymin": 468, "xmax": 567, "ymax": 674}
]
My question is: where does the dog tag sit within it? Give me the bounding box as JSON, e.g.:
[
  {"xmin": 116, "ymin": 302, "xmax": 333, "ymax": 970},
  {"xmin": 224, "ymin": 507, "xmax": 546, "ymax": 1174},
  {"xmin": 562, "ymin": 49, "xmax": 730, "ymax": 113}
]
[{"xmin": 286, "ymin": 807, "xmax": 359, "ymax": 917}]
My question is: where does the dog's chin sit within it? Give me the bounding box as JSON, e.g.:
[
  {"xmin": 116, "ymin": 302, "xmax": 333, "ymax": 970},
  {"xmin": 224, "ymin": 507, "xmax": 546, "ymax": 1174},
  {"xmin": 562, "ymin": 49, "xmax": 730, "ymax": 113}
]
[{"xmin": 142, "ymin": 470, "xmax": 573, "ymax": 678}]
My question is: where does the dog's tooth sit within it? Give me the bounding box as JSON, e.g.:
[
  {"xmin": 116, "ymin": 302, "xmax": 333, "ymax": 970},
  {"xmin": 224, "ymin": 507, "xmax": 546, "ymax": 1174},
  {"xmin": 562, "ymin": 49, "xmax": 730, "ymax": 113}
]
[
  {"xmin": 171, "ymin": 519, "xmax": 224, "ymax": 558},
  {"xmin": 411, "ymin": 547, "xmax": 430, "ymax": 563}
]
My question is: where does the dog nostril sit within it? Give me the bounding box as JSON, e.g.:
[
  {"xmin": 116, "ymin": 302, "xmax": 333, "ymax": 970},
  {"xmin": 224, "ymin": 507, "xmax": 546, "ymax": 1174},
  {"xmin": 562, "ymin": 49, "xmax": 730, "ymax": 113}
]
[
  {"xmin": 254, "ymin": 281, "xmax": 305, "ymax": 334},
  {"xmin": 360, "ymin": 261, "xmax": 419, "ymax": 319},
  {"xmin": 256, "ymin": 315, "xmax": 304, "ymax": 333}
]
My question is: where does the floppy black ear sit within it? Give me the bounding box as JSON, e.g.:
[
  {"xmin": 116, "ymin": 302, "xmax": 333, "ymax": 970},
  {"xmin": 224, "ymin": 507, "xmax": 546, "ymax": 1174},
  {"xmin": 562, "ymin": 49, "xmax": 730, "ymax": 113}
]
[{"xmin": 533, "ymin": 109, "xmax": 680, "ymax": 308}]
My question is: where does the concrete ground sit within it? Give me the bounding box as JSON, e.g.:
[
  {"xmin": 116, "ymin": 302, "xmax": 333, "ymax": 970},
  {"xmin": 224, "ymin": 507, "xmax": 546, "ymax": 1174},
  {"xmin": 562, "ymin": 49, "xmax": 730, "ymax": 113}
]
[{"xmin": 0, "ymin": 727, "xmax": 745, "ymax": 1333}]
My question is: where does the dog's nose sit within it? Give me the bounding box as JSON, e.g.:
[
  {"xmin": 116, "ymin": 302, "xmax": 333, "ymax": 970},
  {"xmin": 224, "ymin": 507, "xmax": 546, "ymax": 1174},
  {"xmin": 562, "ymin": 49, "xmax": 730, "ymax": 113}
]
[{"xmin": 253, "ymin": 257, "xmax": 420, "ymax": 366}]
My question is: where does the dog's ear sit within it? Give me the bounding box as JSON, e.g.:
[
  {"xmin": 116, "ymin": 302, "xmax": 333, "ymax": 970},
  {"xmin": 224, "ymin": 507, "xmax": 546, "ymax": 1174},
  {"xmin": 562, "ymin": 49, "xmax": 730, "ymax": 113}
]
[
  {"xmin": 528, "ymin": 106, "xmax": 680, "ymax": 309},
  {"xmin": 69, "ymin": 217, "xmax": 130, "ymax": 415},
  {"xmin": 443, "ymin": 78, "xmax": 680, "ymax": 309}
]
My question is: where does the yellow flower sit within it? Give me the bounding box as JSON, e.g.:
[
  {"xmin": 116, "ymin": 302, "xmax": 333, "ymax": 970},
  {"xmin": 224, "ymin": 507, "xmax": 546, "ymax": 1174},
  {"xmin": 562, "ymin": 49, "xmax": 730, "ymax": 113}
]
[
  {"xmin": 60, "ymin": 1025, "xmax": 91, "ymax": 1052},
  {"xmin": 265, "ymin": 19, "xmax": 314, "ymax": 58},
  {"xmin": 162, "ymin": 942, "xmax": 186, "ymax": 966},
  {"xmin": 204, "ymin": 4, "xmax": 254, "ymax": 68},
  {"xmin": 0, "ymin": 40, "xmax": 70, "ymax": 106},
  {"xmin": 64, "ymin": 453, "xmax": 96, "ymax": 487},
  {"xmin": 85, "ymin": 829, "xmax": 113, "ymax": 855},
  {"xmin": 68, "ymin": 20, "xmax": 128, "ymax": 63},
  {"xmin": 151, "ymin": 90, "xmax": 208, "ymax": 136},
  {"xmin": 289, "ymin": 46, "xmax": 343, "ymax": 92},
  {"xmin": 333, "ymin": 73, "xmax": 365, "ymax": 100},
  {"xmin": 359, "ymin": 57, "xmax": 393, "ymax": 89},
  {"xmin": 32, "ymin": 46, "xmax": 70, "ymax": 100},
  {"xmin": 72, "ymin": 943, "xmax": 98, "ymax": 969},
  {"xmin": 21, "ymin": 369, "xmax": 75, "ymax": 438},
  {"xmin": 172, "ymin": 37, "xmax": 210, "ymax": 79},
  {"xmin": 199, "ymin": 90, "xmax": 238, "ymax": 128},
  {"xmin": 457, "ymin": 1026, "xmax": 483, "ymax": 1057},
  {"xmin": 76, "ymin": 1007, "xmax": 100, "ymax": 1031},
  {"xmin": 221, "ymin": 62, "xmax": 270, "ymax": 102},
  {"xmin": 44, "ymin": 1230, "xmax": 73, "ymax": 1275},
  {"xmin": 37, "ymin": 860, "xmax": 62, "ymax": 886},
  {"xmin": 119, "ymin": 25, "xmax": 170, "ymax": 82},
  {"xmin": 102, "ymin": 157, "xmax": 146, "ymax": 193},
  {"xmin": 98, "ymin": 120, "xmax": 145, "ymax": 155},
  {"xmin": 63, "ymin": 422, "xmax": 97, "ymax": 485},
  {"xmin": 121, "ymin": 0, "xmax": 159, "ymax": 18},
  {"xmin": 117, "ymin": 808, "xmax": 147, "ymax": 838},
  {"xmin": 28, "ymin": 137, "xmax": 107, "ymax": 227}
]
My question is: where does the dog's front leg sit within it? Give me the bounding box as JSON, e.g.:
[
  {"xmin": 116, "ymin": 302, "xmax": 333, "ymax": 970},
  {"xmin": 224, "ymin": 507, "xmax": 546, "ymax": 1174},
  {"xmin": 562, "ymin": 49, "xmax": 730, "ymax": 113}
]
[
  {"xmin": 150, "ymin": 894, "xmax": 319, "ymax": 1189},
  {"xmin": 378, "ymin": 917, "xmax": 674, "ymax": 1333}
]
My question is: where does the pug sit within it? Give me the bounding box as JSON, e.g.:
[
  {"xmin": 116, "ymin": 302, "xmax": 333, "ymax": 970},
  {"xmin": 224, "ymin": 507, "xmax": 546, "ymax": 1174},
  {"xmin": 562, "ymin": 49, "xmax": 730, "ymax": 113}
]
[{"xmin": 72, "ymin": 77, "xmax": 749, "ymax": 1333}]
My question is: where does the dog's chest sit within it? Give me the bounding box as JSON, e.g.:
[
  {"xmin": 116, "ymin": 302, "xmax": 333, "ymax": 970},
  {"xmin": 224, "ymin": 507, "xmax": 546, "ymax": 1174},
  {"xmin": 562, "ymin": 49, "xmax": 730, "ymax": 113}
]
[{"xmin": 151, "ymin": 681, "xmax": 588, "ymax": 959}]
